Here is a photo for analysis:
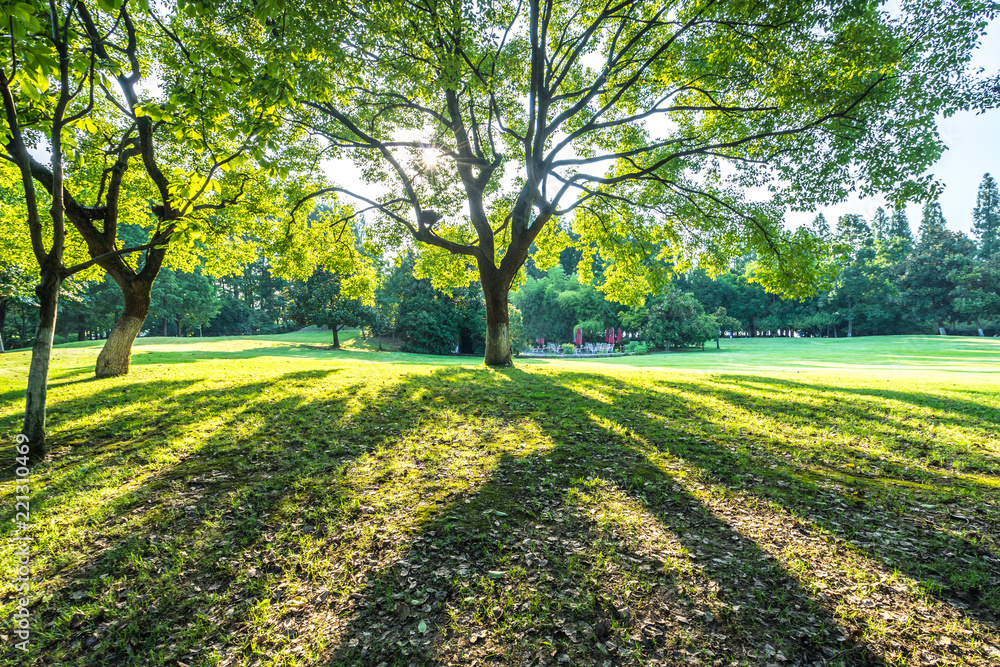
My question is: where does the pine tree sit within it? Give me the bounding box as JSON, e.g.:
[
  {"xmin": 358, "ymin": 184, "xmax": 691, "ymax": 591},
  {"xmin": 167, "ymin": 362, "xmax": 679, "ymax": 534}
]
[
  {"xmin": 810, "ymin": 213, "xmax": 832, "ymax": 241},
  {"xmin": 836, "ymin": 214, "xmax": 872, "ymax": 250},
  {"xmin": 871, "ymin": 208, "xmax": 891, "ymax": 240},
  {"xmin": 972, "ymin": 173, "xmax": 1000, "ymax": 258},
  {"xmin": 889, "ymin": 208, "xmax": 913, "ymax": 242},
  {"xmin": 918, "ymin": 203, "xmax": 948, "ymax": 245}
]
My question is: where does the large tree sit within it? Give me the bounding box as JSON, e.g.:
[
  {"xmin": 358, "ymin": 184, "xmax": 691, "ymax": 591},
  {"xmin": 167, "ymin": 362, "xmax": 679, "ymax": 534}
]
[
  {"xmin": 0, "ymin": 0, "xmax": 359, "ymax": 459},
  {"xmin": 255, "ymin": 0, "xmax": 996, "ymax": 365},
  {"xmin": 897, "ymin": 221, "xmax": 978, "ymax": 334},
  {"xmin": 972, "ymin": 172, "xmax": 1000, "ymax": 259}
]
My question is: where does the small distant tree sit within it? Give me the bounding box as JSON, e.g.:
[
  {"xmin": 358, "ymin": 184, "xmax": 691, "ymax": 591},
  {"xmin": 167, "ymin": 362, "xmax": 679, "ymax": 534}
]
[
  {"xmin": 149, "ymin": 269, "xmax": 221, "ymax": 337},
  {"xmin": 644, "ymin": 289, "xmax": 718, "ymax": 349},
  {"xmin": 810, "ymin": 213, "xmax": 833, "ymax": 242},
  {"xmin": 285, "ymin": 270, "xmax": 376, "ymax": 348},
  {"xmin": 711, "ymin": 307, "xmax": 742, "ymax": 337},
  {"xmin": 870, "ymin": 208, "xmax": 892, "ymax": 242},
  {"xmin": 889, "ymin": 208, "xmax": 914, "ymax": 244},
  {"xmin": 830, "ymin": 214, "xmax": 875, "ymax": 337},
  {"xmin": 918, "ymin": 202, "xmax": 948, "ymax": 245},
  {"xmin": 972, "ymin": 173, "xmax": 1000, "ymax": 259}
]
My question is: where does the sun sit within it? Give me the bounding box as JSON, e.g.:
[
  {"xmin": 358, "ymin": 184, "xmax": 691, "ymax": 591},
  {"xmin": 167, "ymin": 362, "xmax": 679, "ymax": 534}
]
[{"xmin": 421, "ymin": 146, "xmax": 439, "ymax": 170}]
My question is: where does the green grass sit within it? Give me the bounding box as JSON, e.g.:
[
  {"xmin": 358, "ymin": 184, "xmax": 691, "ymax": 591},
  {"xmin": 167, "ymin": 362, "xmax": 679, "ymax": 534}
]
[{"xmin": 1, "ymin": 333, "xmax": 998, "ymax": 666}]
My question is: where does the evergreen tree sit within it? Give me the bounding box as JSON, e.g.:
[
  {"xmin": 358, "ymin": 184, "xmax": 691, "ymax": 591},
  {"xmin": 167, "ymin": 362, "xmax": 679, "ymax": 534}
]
[
  {"xmin": 972, "ymin": 173, "xmax": 1000, "ymax": 258},
  {"xmin": 889, "ymin": 208, "xmax": 913, "ymax": 242},
  {"xmin": 810, "ymin": 213, "xmax": 832, "ymax": 241},
  {"xmin": 898, "ymin": 228, "xmax": 978, "ymax": 334},
  {"xmin": 918, "ymin": 203, "xmax": 948, "ymax": 244},
  {"xmin": 836, "ymin": 214, "xmax": 872, "ymax": 250},
  {"xmin": 871, "ymin": 208, "xmax": 891, "ymax": 241}
]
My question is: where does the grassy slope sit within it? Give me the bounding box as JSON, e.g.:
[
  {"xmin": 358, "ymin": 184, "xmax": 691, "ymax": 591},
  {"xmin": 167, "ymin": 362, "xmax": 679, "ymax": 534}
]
[{"xmin": 0, "ymin": 334, "xmax": 998, "ymax": 666}]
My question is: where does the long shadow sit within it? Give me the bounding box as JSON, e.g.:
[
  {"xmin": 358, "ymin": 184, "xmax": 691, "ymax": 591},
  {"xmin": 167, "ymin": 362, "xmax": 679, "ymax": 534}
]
[
  {"xmin": 584, "ymin": 372, "xmax": 1000, "ymax": 625},
  {"xmin": 729, "ymin": 374, "xmax": 1000, "ymax": 428},
  {"xmin": 0, "ymin": 366, "xmax": 432, "ymax": 666},
  {"xmin": 3, "ymin": 364, "xmax": 996, "ymax": 665},
  {"xmin": 711, "ymin": 376, "xmax": 1000, "ymax": 481},
  {"xmin": 319, "ymin": 368, "xmax": 892, "ymax": 666}
]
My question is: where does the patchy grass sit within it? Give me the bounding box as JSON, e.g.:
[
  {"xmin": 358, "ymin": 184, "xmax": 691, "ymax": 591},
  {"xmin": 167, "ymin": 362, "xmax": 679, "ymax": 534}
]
[{"xmin": 0, "ymin": 335, "xmax": 998, "ymax": 666}]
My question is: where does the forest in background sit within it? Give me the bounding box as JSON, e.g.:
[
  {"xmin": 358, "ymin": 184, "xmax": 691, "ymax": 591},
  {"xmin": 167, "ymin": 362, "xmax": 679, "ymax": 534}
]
[{"xmin": 3, "ymin": 174, "xmax": 999, "ymax": 353}]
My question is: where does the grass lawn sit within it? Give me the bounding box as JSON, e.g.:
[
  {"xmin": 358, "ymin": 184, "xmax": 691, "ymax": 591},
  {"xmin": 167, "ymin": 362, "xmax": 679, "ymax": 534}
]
[{"xmin": 0, "ymin": 333, "xmax": 998, "ymax": 666}]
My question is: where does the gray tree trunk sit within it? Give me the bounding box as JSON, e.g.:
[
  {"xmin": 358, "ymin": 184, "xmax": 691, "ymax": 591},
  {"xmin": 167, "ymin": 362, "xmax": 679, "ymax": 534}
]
[
  {"xmin": 482, "ymin": 274, "xmax": 512, "ymax": 367},
  {"xmin": 0, "ymin": 299, "xmax": 7, "ymax": 352},
  {"xmin": 22, "ymin": 272, "xmax": 60, "ymax": 463}
]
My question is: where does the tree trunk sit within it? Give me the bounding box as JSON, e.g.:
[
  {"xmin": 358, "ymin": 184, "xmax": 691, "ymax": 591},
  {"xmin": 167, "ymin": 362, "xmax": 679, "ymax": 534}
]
[
  {"xmin": 176, "ymin": 316, "xmax": 182, "ymax": 337},
  {"xmin": 482, "ymin": 272, "xmax": 512, "ymax": 367},
  {"xmin": 96, "ymin": 280, "xmax": 152, "ymax": 378},
  {"xmin": 163, "ymin": 318, "xmax": 168, "ymax": 336},
  {"xmin": 0, "ymin": 298, "xmax": 6, "ymax": 352},
  {"xmin": 77, "ymin": 325, "xmax": 84, "ymax": 342},
  {"xmin": 847, "ymin": 318, "xmax": 853, "ymax": 338},
  {"xmin": 332, "ymin": 325, "xmax": 340, "ymax": 349},
  {"xmin": 22, "ymin": 271, "xmax": 60, "ymax": 463}
]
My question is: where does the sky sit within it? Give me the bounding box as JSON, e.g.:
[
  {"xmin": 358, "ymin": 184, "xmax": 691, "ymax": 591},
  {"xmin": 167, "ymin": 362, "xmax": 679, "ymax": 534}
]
[{"xmin": 785, "ymin": 18, "xmax": 1000, "ymax": 235}]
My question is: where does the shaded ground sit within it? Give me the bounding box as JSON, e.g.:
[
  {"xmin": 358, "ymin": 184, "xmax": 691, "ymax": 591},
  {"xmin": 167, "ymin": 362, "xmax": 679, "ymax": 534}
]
[{"xmin": 0, "ymin": 338, "xmax": 998, "ymax": 666}]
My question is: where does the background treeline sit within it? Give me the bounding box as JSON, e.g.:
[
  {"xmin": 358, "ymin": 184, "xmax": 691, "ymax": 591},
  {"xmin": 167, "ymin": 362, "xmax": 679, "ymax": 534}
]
[{"xmin": 4, "ymin": 175, "xmax": 999, "ymax": 353}]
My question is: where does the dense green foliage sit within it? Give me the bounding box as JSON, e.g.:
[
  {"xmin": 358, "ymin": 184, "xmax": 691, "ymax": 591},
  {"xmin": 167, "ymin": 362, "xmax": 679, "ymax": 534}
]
[
  {"xmin": 198, "ymin": 0, "xmax": 1000, "ymax": 366},
  {"xmin": 284, "ymin": 270, "xmax": 375, "ymax": 348},
  {"xmin": 641, "ymin": 289, "xmax": 720, "ymax": 349},
  {"xmin": 379, "ymin": 255, "xmax": 487, "ymax": 355},
  {"xmin": 512, "ymin": 266, "xmax": 626, "ymax": 344}
]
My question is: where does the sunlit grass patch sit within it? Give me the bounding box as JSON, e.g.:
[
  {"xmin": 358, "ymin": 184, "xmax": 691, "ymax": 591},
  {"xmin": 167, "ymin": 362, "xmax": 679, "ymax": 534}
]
[{"xmin": 0, "ymin": 334, "xmax": 998, "ymax": 665}]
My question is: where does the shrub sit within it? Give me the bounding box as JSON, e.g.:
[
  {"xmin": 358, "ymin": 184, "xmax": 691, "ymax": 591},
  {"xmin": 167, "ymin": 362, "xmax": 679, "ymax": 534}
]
[
  {"xmin": 562, "ymin": 343, "xmax": 575, "ymax": 355},
  {"xmin": 625, "ymin": 341, "xmax": 649, "ymax": 355}
]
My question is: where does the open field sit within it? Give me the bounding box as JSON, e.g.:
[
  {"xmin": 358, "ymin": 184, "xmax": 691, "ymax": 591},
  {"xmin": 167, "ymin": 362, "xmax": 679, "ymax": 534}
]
[{"xmin": 1, "ymin": 334, "xmax": 998, "ymax": 666}]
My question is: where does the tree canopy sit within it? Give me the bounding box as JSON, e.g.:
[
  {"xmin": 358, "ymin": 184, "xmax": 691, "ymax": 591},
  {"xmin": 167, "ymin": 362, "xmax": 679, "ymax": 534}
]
[{"xmin": 234, "ymin": 0, "xmax": 999, "ymax": 365}]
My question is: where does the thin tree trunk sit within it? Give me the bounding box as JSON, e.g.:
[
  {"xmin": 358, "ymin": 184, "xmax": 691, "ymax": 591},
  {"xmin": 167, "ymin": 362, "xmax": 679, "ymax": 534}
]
[
  {"xmin": 96, "ymin": 280, "xmax": 152, "ymax": 378},
  {"xmin": 0, "ymin": 298, "xmax": 6, "ymax": 352},
  {"xmin": 22, "ymin": 271, "xmax": 60, "ymax": 463},
  {"xmin": 848, "ymin": 318, "xmax": 853, "ymax": 337},
  {"xmin": 332, "ymin": 325, "xmax": 340, "ymax": 349},
  {"xmin": 482, "ymin": 271, "xmax": 512, "ymax": 367},
  {"xmin": 163, "ymin": 318, "xmax": 168, "ymax": 336}
]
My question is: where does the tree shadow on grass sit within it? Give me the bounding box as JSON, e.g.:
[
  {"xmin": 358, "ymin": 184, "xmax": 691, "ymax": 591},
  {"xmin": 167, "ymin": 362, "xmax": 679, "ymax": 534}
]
[
  {"xmin": 591, "ymin": 372, "xmax": 1000, "ymax": 625},
  {"xmin": 0, "ymin": 366, "xmax": 438, "ymax": 666},
  {"xmin": 317, "ymin": 368, "xmax": 904, "ymax": 666},
  {"xmin": 2, "ymin": 364, "xmax": 997, "ymax": 666},
  {"xmin": 716, "ymin": 374, "xmax": 1000, "ymax": 430}
]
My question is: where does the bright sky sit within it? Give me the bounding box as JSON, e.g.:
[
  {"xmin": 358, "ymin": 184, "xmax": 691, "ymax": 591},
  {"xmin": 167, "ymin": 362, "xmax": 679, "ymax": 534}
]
[{"xmin": 785, "ymin": 17, "xmax": 1000, "ymax": 235}]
